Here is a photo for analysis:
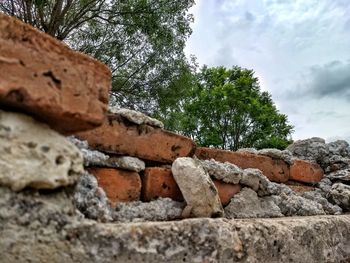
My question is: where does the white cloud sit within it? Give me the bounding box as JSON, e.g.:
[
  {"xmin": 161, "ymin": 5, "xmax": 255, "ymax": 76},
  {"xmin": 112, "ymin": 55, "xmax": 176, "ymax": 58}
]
[{"xmin": 185, "ymin": 0, "xmax": 350, "ymax": 142}]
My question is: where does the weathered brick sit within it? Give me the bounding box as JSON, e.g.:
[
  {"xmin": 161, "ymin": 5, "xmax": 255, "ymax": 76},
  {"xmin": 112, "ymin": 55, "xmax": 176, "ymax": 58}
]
[
  {"xmin": 77, "ymin": 114, "xmax": 196, "ymax": 163},
  {"xmin": 142, "ymin": 167, "xmax": 184, "ymax": 202},
  {"xmin": 213, "ymin": 180, "xmax": 242, "ymax": 206},
  {"xmin": 0, "ymin": 14, "xmax": 111, "ymax": 134},
  {"xmin": 290, "ymin": 160, "xmax": 324, "ymax": 183},
  {"xmin": 195, "ymin": 147, "xmax": 289, "ymax": 183},
  {"xmin": 88, "ymin": 168, "xmax": 141, "ymax": 205}
]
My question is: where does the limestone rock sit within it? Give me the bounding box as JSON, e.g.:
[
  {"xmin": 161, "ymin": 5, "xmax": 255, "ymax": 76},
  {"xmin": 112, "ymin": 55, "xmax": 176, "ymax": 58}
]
[
  {"xmin": 240, "ymin": 168, "xmax": 293, "ymax": 196},
  {"xmin": 80, "ymin": 148, "xmax": 109, "ymax": 166},
  {"xmin": 330, "ymin": 183, "xmax": 350, "ymax": 211},
  {"xmin": 67, "ymin": 136, "xmax": 89, "ymax": 149},
  {"xmin": 277, "ymin": 193, "xmax": 326, "ymax": 216},
  {"xmin": 258, "ymin": 148, "xmax": 295, "ymax": 165},
  {"xmin": 0, "ymin": 13, "xmax": 111, "ymax": 134},
  {"xmin": 109, "ymin": 107, "xmax": 164, "ymax": 128},
  {"xmin": 240, "ymin": 168, "xmax": 261, "ymax": 191},
  {"xmin": 200, "ymin": 158, "xmax": 242, "ymax": 184},
  {"xmin": 302, "ymin": 190, "xmax": 342, "ymax": 215},
  {"xmin": 114, "ymin": 198, "xmax": 184, "ymax": 222},
  {"xmin": 171, "ymin": 157, "xmax": 224, "ymax": 218},
  {"xmin": 287, "ymin": 137, "xmax": 329, "ymax": 166},
  {"xmin": 0, "ymin": 110, "xmax": 83, "ymax": 191},
  {"xmin": 326, "ymin": 168, "xmax": 350, "ymax": 182},
  {"xmin": 73, "ymin": 172, "xmax": 113, "ymax": 222},
  {"xmin": 107, "ymin": 156, "xmax": 145, "ymax": 172},
  {"xmin": 225, "ymin": 188, "xmax": 283, "ymax": 218},
  {"xmin": 317, "ymin": 178, "xmax": 333, "ymax": 194}
]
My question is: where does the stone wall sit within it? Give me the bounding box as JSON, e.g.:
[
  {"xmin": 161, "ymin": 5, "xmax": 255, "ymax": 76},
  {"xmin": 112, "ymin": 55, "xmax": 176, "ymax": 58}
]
[{"xmin": 0, "ymin": 13, "xmax": 350, "ymax": 263}]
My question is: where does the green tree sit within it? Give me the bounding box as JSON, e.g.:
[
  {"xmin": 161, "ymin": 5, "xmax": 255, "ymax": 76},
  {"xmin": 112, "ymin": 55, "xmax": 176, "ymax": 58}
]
[
  {"xmin": 158, "ymin": 66, "xmax": 293, "ymax": 150},
  {"xmin": 0, "ymin": 0, "xmax": 194, "ymax": 112}
]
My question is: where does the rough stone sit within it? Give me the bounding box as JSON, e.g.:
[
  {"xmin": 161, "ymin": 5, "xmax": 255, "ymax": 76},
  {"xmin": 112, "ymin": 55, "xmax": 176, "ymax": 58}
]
[
  {"xmin": 200, "ymin": 158, "xmax": 242, "ymax": 184},
  {"xmin": 73, "ymin": 172, "xmax": 113, "ymax": 222},
  {"xmin": 289, "ymin": 159, "xmax": 324, "ymax": 183},
  {"xmin": 109, "ymin": 107, "xmax": 164, "ymax": 128},
  {"xmin": 113, "ymin": 198, "xmax": 184, "ymax": 222},
  {"xmin": 1, "ymin": 186, "xmax": 350, "ymax": 263},
  {"xmin": 66, "ymin": 136, "xmax": 89, "ymax": 149},
  {"xmin": 80, "ymin": 148, "xmax": 109, "ymax": 166},
  {"xmin": 317, "ymin": 178, "xmax": 333, "ymax": 194},
  {"xmin": 196, "ymin": 147, "xmax": 290, "ymax": 183},
  {"xmin": 285, "ymin": 183, "xmax": 315, "ymax": 194},
  {"xmin": 142, "ymin": 167, "xmax": 184, "ymax": 202},
  {"xmin": 330, "ymin": 183, "xmax": 350, "ymax": 211},
  {"xmin": 0, "ymin": 110, "xmax": 83, "ymax": 191},
  {"xmin": 77, "ymin": 114, "xmax": 195, "ymax": 163},
  {"xmin": 302, "ymin": 190, "xmax": 342, "ymax": 215},
  {"xmin": 258, "ymin": 148, "xmax": 295, "ymax": 165},
  {"xmin": 87, "ymin": 168, "xmax": 141, "ymax": 206},
  {"xmin": 240, "ymin": 168, "xmax": 262, "ymax": 191},
  {"xmin": 171, "ymin": 157, "xmax": 224, "ymax": 218},
  {"xmin": 225, "ymin": 188, "xmax": 283, "ymax": 218},
  {"xmin": 328, "ymin": 140, "xmax": 350, "ymax": 157},
  {"xmin": 326, "ymin": 168, "xmax": 350, "ymax": 182},
  {"xmin": 77, "ymin": 145, "xmax": 146, "ymax": 172},
  {"xmin": 277, "ymin": 193, "xmax": 326, "ymax": 216},
  {"xmin": 213, "ymin": 180, "xmax": 242, "ymax": 206},
  {"xmin": 287, "ymin": 137, "xmax": 329, "ymax": 165},
  {"xmin": 239, "ymin": 168, "xmax": 293, "ymax": 197},
  {"xmin": 0, "ymin": 13, "xmax": 111, "ymax": 134}
]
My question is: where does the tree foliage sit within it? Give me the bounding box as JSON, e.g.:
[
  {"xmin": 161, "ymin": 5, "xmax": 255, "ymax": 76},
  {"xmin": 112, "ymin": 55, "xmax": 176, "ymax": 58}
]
[
  {"xmin": 0, "ymin": 0, "xmax": 194, "ymax": 111},
  {"xmin": 155, "ymin": 66, "xmax": 293, "ymax": 150}
]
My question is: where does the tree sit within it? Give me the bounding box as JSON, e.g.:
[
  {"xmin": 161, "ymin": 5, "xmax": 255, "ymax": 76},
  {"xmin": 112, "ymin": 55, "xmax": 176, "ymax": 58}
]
[
  {"xmin": 0, "ymin": 0, "xmax": 106, "ymax": 40},
  {"xmin": 157, "ymin": 66, "xmax": 293, "ymax": 150},
  {"xmin": 0, "ymin": 0, "xmax": 195, "ymax": 112}
]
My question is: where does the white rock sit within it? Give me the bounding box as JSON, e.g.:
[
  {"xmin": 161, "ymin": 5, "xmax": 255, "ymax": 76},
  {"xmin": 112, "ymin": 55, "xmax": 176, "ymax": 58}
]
[
  {"xmin": 109, "ymin": 107, "xmax": 164, "ymax": 128},
  {"xmin": 108, "ymin": 156, "xmax": 145, "ymax": 172},
  {"xmin": 171, "ymin": 157, "xmax": 224, "ymax": 218},
  {"xmin": 0, "ymin": 110, "xmax": 83, "ymax": 191},
  {"xmin": 200, "ymin": 158, "xmax": 242, "ymax": 184}
]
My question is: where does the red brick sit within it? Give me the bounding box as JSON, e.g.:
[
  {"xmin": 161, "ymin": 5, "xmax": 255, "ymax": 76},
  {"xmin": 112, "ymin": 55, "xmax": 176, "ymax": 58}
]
[
  {"xmin": 88, "ymin": 168, "xmax": 141, "ymax": 205},
  {"xmin": 142, "ymin": 167, "xmax": 184, "ymax": 202},
  {"xmin": 195, "ymin": 147, "xmax": 290, "ymax": 183},
  {"xmin": 77, "ymin": 114, "xmax": 196, "ymax": 163},
  {"xmin": 0, "ymin": 14, "xmax": 111, "ymax": 134},
  {"xmin": 289, "ymin": 160, "xmax": 324, "ymax": 183},
  {"xmin": 213, "ymin": 180, "xmax": 242, "ymax": 206}
]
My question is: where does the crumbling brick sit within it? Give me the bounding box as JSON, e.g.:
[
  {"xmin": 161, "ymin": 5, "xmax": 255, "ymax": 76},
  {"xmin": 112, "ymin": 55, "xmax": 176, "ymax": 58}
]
[
  {"xmin": 142, "ymin": 167, "xmax": 184, "ymax": 202},
  {"xmin": 213, "ymin": 180, "xmax": 242, "ymax": 206},
  {"xmin": 88, "ymin": 168, "xmax": 141, "ymax": 205},
  {"xmin": 0, "ymin": 14, "xmax": 111, "ymax": 134},
  {"xmin": 77, "ymin": 114, "xmax": 196, "ymax": 163},
  {"xmin": 289, "ymin": 160, "xmax": 324, "ymax": 183}
]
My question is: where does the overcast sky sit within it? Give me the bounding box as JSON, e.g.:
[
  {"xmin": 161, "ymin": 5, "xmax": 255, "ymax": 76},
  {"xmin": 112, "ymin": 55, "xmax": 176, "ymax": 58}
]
[{"xmin": 184, "ymin": 0, "xmax": 350, "ymax": 142}]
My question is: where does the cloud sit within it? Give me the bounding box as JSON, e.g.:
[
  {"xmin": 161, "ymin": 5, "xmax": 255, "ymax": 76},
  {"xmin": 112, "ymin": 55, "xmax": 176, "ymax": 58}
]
[
  {"xmin": 307, "ymin": 60, "xmax": 350, "ymax": 99},
  {"xmin": 185, "ymin": 0, "xmax": 350, "ymax": 141}
]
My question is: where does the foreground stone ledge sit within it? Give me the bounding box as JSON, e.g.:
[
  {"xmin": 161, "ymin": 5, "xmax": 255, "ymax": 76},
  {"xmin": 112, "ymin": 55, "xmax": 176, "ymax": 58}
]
[
  {"xmin": 88, "ymin": 167, "xmax": 141, "ymax": 205},
  {"xmin": 1, "ymin": 185, "xmax": 349, "ymax": 263},
  {"xmin": 0, "ymin": 13, "xmax": 111, "ymax": 134},
  {"xmin": 196, "ymin": 147, "xmax": 290, "ymax": 183},
  {"xmin": 77, "ymin": 114, "xmax": 196, "ymax": 163}
]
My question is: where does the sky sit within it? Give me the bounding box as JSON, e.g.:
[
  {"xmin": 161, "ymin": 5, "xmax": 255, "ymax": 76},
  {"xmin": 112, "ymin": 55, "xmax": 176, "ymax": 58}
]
[{"xmin": 184, "ymin": 0, "xmax": 350, "ymax": 142}]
